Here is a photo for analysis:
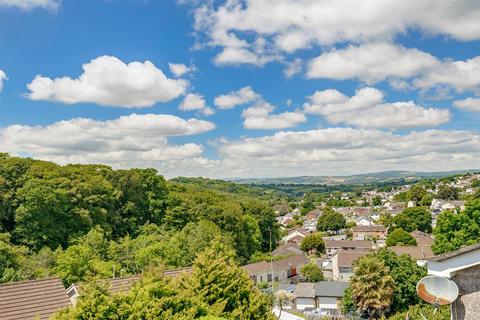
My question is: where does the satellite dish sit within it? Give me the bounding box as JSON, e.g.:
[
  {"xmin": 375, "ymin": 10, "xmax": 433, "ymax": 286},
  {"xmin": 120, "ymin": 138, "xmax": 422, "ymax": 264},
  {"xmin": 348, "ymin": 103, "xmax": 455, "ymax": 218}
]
[{"xmin": 416, "ymin": 276, "xmax": 459, "ymax": 307}]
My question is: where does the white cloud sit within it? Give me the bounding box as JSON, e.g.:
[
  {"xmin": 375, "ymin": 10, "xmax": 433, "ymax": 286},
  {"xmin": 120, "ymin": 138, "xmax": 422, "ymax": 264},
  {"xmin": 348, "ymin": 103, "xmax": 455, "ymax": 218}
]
[
  {"xmin": 214, "ymin": 86, "xmax": 259, "ymax": 109},
  {"xmin": 307, "ymin": 43, "xmax": 439, "ymax": 83},
  {"xmin": 0, "ymin": 70, "xmax": 6, "ymax": 92},
  {"xmin": 0, "ymin": 0, "xmax": 59, "ymax": 10},
  {"xmin": 413, "ymin": 56, "xmax": 480, "ymax": 93},
  {"xmin": 179, "ymin": 93, "xmax": 214, "ymax": 116},
  {"xmin": 169, "ymin": 63, "xmax": 193, "ymax": 77},
  {"xmin": 212, "ymin": 128, "xmax": 480, "ymax": 177},
  {"xmin": 26, "ymin": 55, "xmax": 187, "ymax": 108},
  {"xmin": 180, "ymin": 93, "xmax": 206, "ymax": 111},
  {"xmin": 304, "ymin": 87, "xmax": 450, "ymax": 129},
  {"xmin": 242, "ymin": 100, "xmax": 306, "ymax": 130},
  {"xmin": 0, "ymin": 113, "xmax": 215, "ymax": 168},
  {"xmin": 283, "ymin": 58, "xmax": 302, "ymax": 78},
  {"xmin": 453, "ymin": 97, "xmax": 480, "ymax": 112},
  {"xmin": 193, "ymin": 0, "xmax": 480, "ymax": 66}
]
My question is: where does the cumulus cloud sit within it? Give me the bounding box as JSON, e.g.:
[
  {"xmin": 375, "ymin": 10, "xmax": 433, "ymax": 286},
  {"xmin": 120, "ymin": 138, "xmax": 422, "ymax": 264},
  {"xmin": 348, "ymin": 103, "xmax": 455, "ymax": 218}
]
[
  {"xmin": 192, "ymin": 0, "xmax": 480, "ymax": 66},
  {"xmin": 453, "ymin": 97, "xmax": 480, "ymax": 112},
  {"xmin": 303, "ymin": 87, "xmax": 450, "ymax": 129},
  {"xmin": 0, "ymin": 113, "xmax": 215, "ymax": 169},
  {"xmin": 0, "ymin": 0, "xmax": 59, "ymax": 10},
  {"xmin": 242, "ymin": 100, "xmax": 306, "ymax": 129},
  {"xmin": 169, "ymin": 63, "xmax": 193, "ymax": 77},
  {"xmin": 214, "ymin": 86, "xmax": 259, "ymax": 109},
  {"xmin": 0, "ymin": 70, "xmax": 6, "ymax": 92},
  {"xmin": 26, "ymin": 55, "xmax": 187, "ymax": 108},
  {"xmin": 179, "ymin": 93, "xmax": 214, "ymax": 115},
  {"xmin": 284, "ymin": 58, "xmax": 303, "ymax": 78},
  {"xmin": 212, "ymin": 128, "xmax": 480, "ymax": 177},
  {"xmin": 307, "ymin": 43, "xmax": 439, "ymax": 83}
]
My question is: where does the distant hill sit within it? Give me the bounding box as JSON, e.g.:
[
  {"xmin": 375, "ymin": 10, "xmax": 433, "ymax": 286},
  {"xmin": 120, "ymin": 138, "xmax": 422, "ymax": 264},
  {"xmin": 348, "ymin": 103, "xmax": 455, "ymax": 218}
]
[{"xmin": 232, "ymin": 169, "xmax": 480, "ymax": 186}]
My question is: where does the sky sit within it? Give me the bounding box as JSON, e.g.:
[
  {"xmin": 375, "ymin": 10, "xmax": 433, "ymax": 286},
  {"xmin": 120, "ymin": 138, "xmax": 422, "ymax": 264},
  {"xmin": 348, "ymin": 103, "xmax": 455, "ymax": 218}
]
[{"xmin": 0, "ymin": 0, "xmax": 480, "ymax": 178}]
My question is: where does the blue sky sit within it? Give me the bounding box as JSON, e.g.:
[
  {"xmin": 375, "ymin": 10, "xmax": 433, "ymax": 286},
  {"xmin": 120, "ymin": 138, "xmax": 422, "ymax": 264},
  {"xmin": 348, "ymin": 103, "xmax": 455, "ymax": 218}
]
[{"xmin": 0, "ymin": 0, "xmax": 479, "ymax": 178}]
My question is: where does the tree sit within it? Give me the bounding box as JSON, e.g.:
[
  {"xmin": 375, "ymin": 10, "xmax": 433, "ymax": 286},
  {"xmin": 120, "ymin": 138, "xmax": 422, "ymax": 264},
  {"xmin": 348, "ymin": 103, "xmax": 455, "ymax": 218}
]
[
  {"xmin": 372, "ymin": 196, "xmax": 382, "ymax": 206},
  {"xmin": 407, "ymin": 185, "xmax": 427, "ymax": 203},
  {"xmin": 393, "ymin": 207, "xmax": 431, "ymax": 233},
  {"xmin": 180, "ymin": 238, "xmax": 275, "ymax": 319},
  {"xmin": 341, "ymin": 286, "xmax": 356, "ymax": 315},
  {"xmin": 386, "ymin": 228, "xmax": 417, "ymax": 247},
  {"xmin": 275, "ymin": 290, "xmax": 295, "ymax": 319},
  {"xmin": 317, "ymin": 210, "xmax": 346, "ymax": 232},
  {"xmin": 350, "ymin": 256, "xmax": 395, "ymax": 319},
  {"xmin": 375, "ymin": 249, "xmax": 426, "ymax": 314},
  {"xmin": 301, "ymin": 263, "xmax": 324, "ymax": 282},
  {"xmin": 437, "ymin": 185, "xmax": 460, "ymax": 200},
  {"xmin": 432, "ymin": 199, "xmax": 480, "ymax": 254},
  {"xmin": 300, "ymin": 233, "xmax": 325, "ymax": 255},
  {"xmin": 388, "ymin": 304, "xmax": 450, "ymax": 320}
]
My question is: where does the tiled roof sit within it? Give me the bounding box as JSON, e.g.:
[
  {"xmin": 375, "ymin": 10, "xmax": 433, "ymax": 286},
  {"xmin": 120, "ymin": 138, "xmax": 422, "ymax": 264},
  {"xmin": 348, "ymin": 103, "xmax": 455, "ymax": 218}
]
[
  {"xmin": 314, "ymin": 281, "xmax": 349, "ymax": 297},
  {"xmin": 336, "ymin": 249, "xmax": 370, "ymax": 267},
  {"xmin": 410, "ymin": 231, "xmax": 434, "ymax": 247},
  {"xmin": 325, "ymin": 240, "xmax": 373, "ymax": 249},
  {"xmin": 0, "ymin": 277, "xmax": 71, "ymax": 320},
  {"xmin": 294, "ymin": 282, "xmax": 316, "ymax": 298},
  {"xmin": 389, "ymin": 246, "xmax": 434, "ymax": 260}
]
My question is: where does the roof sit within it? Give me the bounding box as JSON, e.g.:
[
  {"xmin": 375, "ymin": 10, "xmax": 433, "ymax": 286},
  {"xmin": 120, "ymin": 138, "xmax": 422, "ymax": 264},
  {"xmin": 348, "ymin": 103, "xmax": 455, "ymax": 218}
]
[
  {"xmin": 352, "ymin": 225, "xmax": 386, "ymax": 232},
  {"xmin": 272, "ymin": 242, "xmax": 303, "ymax": 257},
  {"xmin": 293, "ymin": 282, "xmax": 316, "ymax": 298},
  {"xmin": 325, "ymin": 240, "xmax": 373, "ymax": 249},
  {"xmin": 314, "ymin": 281, "xmax": 349, "ymax": 297},
  {"xmin": 0, "ymin": 277, "xmax": 71, "ymax": 320},
  {"xmin": 389, "ymin": 246, "xmax": 434, "ymax": 260},
  {"xmin": 108, "ymin": 275, "xmax": 141, "ymax": 294},
  {"xmin": 242, "ymin": 254, "xmax": 310, "ymax": 275},
  {"xmin": 426, "ymin": 242, "xmax": 480, "ymax": 262},
  {"xmin": 410, "ymin": 230, "xmax": 434, "ymax": 247},
  {"xmin": 336, "ymin": 249, "xmax": 370, "ymax": 267}
]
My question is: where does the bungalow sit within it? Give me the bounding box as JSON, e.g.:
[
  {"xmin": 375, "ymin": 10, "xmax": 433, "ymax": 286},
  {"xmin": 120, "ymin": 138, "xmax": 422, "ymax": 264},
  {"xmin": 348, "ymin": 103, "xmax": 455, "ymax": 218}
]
[
  {"xmin": 418, "ymin": 242, "xmax": 480, "ymax": 320},
  {"xmin": 242, "ymin": 254, "xmax": 310, "ymax": 285},
  {"xmin": 292, "ymin": 281, "xmax": 349, "ymax": 315},
  {"xmin": 355, "ymin": 215, "xmax": 374, "ymax": 226},
  {"xmin": 272, "ymin": 242, "xmax": 304, "ymax": 257},
  {"xmin": 331, "ymin": 249, "xmax": 370, "ymax": 282},
  {"xmin": 324, "ymin": 239, "xmax": 373, "ymax": 258},
  {"xmin": 352, "ymin": 225, "xmax": 387, "ymax": 240},
  {"xmin": 0, "ymin": 278, "xmax": 72, "ymax": 320},
  {"xmin": 389, "ymin": 246, "xmax": 434, "ymax": 260}
]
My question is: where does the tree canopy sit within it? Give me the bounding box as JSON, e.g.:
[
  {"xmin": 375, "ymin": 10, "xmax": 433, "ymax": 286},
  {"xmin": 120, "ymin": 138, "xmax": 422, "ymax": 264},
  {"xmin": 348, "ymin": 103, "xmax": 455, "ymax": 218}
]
[
  {"xmin": 386, "ymin": 228, "xmax": 417, "ymax": 247},
  {"xmin": 300, "ymin": 262, "xmax": 324, "ymax": 282},
  {"xmin": 392, "ymin": 207, "xmax": 431, "ymax": 233},
  {"xmin": 300, "ymin": 233, "xmax": 325, "ymax": 255},
  {"xmin": 316, "ymin": 209, "xmax": 346, "ymax": 232}
]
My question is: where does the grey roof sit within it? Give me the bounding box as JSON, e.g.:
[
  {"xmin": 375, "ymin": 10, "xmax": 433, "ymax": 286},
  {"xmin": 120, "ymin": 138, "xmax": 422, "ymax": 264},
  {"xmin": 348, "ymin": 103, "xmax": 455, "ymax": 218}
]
[
  {"xmin": 294, "ymin": 281, "xmax": 349, "ymax": 298},
  {"xmin": 294, "ymin": 283, "xmax": 316, "ymax": 298},
  {"xmin": 314, "ymin": 281, "xmax": 349, "ymax": 297}
]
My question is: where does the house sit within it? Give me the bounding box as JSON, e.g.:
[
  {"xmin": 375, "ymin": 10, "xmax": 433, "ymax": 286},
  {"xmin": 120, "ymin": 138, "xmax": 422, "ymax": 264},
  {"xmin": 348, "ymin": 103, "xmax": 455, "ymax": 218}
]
[
  {"xmin": 282, "ymin": 228, "xmax": 310, "ymax": 244},
  {"xmin": 408, "ymin": 200, "xmax": 416, "ymax": 208},
  {"xmin": 272, "ymin": 242, "xmax": 304, "ymax": 257},
  {"xmin": 352, "ymin": 225, "xmax": 387, "ymax": 240},
  {"xmin": 411, "ymin": 230, "xmax": 434, "ymax": 247},
  {"xmin": 431, "ymin": 199, "xmax": 466, "ymax": 213},
  {"xmin": 355, "ymin": 215, "xmax": 374, "ymax": 226},
  {"xmin": 418, "ymin": 242, "xmax": 480, "ymax": 320},
  {"xmin": 331, "ymin": 249, "xmax": 370, "ymax": 282},
  {"xmin": 0, "ymin": 277, "xmax": 72, "ymax": 320},
  {"xmin": 324, "ymin": 240, "xmax": 373, "ymax": 257},
  {"xmin": 292, "ymin": 281, "xmax": 349, "ymax": 315},
  {"xmin": 242, "ymin": 254, "xmax": 310, "ymax": 285}
]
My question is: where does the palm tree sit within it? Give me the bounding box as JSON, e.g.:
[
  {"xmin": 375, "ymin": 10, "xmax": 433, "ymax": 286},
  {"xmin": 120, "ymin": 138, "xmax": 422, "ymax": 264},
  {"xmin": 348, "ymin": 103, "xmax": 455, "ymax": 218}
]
[{"xmin": 350, "ymin": 256, "xmax": 395, "ymax": 319}]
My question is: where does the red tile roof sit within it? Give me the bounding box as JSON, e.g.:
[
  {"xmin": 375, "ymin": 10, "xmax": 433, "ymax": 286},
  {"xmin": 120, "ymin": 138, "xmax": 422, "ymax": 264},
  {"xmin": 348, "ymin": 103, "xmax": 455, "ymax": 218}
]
[{"xmin": 0, "ymin": 278, "xmax": 71, "ymax": 320}]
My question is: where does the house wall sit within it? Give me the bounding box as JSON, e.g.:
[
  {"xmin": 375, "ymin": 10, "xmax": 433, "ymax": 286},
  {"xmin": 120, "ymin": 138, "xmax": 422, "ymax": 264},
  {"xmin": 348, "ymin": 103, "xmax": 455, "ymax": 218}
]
[
  {"xmin": 317, "ymin": 297, "xmax": 338, "ymax": 309},
  {"xmin": 296, "ymin": 297, "xmax": 316, "ymax": 310},
  {"xmin": 451, "ymin": 264, "xmax": 480, "ymax": 320}
]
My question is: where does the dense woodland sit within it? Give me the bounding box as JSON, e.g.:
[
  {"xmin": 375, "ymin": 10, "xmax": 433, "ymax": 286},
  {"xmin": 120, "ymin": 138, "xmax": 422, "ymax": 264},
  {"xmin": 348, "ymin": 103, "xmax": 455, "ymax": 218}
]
[{"xmin": 0, "ymin": 154, "xmax": 280, "ymax": 285}]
